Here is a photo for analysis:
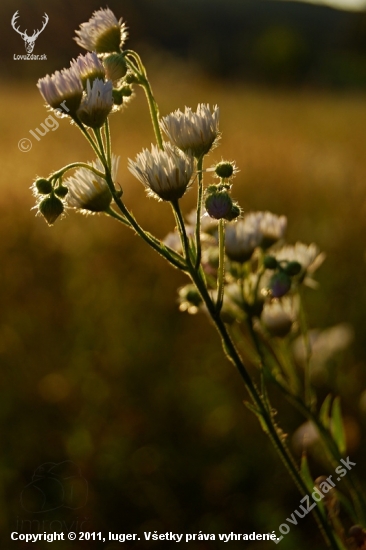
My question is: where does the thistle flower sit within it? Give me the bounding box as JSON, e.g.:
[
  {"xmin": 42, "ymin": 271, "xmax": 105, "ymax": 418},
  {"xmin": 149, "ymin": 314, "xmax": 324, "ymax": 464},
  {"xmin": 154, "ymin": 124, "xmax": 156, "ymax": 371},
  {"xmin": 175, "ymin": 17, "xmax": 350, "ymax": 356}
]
[
  {"xmin": 71, "ymin": 52, "xmax": 105, "ymax": 87},
  {"xmin": 37, "ymin": 67, "xmax": 83, "ymax": 115},
  {"xmin": 65, "ymin": 155, "xmax": 119, "ymax": 213},
  {"xmin": 77, "ymin": 79, "xmax": 113, "ymax": 128},
  {"xmin": 160, "ymin": 104, "xmax": 220, "ymax": 158},
  {"xmin": 74, "ymin": 8, "xmax": 128, "ymax": 54},
  {"xmin": 225, "ymin": 217, "xmax": 262, "ymax": 263},
  {"xmin": 128, "ymin": 143, "xmax": 194, "ymax": 201}
]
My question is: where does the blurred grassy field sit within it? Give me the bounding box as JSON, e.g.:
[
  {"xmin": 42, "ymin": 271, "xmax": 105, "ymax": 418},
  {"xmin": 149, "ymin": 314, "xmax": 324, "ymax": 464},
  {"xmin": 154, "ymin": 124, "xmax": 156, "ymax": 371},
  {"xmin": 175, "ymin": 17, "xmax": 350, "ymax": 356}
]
[{"xmin": 1, "ymin": 66, "xmax": 366, "ymax": 548}]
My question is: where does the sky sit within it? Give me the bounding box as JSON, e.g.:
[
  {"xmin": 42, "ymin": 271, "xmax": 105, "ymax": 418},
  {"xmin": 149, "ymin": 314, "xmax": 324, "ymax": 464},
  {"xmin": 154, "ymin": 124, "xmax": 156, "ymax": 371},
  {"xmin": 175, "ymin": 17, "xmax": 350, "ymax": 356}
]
[{"xmin": 280, "ymin": 0, "xmax": 366, "ymax": 10}]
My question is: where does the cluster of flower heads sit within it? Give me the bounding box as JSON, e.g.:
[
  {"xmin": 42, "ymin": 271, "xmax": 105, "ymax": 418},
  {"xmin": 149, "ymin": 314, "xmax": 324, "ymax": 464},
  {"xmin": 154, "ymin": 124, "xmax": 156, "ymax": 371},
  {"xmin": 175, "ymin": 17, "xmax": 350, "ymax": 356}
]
[
  {"xmin": 128, "ymin": 104, "xmax": 221, "ymax": 202},
  {"xmin": 32, "ymin": 8, "xmax": 135, "ymax": 222},
  {"xmin": 176, "ymin": 207, "xmax": 325, "ymax": 338}
]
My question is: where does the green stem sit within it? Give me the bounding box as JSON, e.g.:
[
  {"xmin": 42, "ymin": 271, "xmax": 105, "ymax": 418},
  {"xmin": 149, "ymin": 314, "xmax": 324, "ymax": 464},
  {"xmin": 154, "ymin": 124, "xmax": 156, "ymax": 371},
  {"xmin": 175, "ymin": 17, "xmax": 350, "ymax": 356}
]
[
  {"xmin": 104, "ymin": 119, "xmax": 112, "ymax": 169},
  {"xmin": 216, "ymin": 219, "xmax": 225, "ymax": 312},
  {"xmin": 257, "ymin": 335, "xmax": 366, "ymax": 525},
  {"xmin": 105, "ymin": 206, "xmax": 130, "ymax": 227},
  {"xmin": 194, "ymin": 155, "xmax": 204, "ymax": 269},
  {"xmin": 171, "ymin": 200, "xmax": 192, "ymax": 267},
  {"xmin": 104, "ymin": 170, "xmax": 186, "ymax": 271},
  {"xmin": 74, "ymin": 120, "xmax": 105, "ymax": 164},
  {"xmin": 124, "ymin": 54, "xmax": 164, "ymax": 150},
  {"xmin": 51, "ymin": 162, "xmax": 105, "ymax": 181},
  {"xmin": 186, "ymin": 267, "xmax": 343, "ymax": 549}
]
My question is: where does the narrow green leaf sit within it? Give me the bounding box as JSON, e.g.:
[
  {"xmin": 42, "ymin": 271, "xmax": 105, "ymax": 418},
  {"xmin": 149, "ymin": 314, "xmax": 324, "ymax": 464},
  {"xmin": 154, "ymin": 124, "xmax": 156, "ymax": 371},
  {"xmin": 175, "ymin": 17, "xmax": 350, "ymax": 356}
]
[
  {"xmin": 319, "ymin": 394, "xmax": 332, "ymax": 429},
  {"xmin": 300, "ymin": 452, "xmax": 314, "ymax": 492},
  {"xmin": 331, "ymin": 396, "xmax": 346, "ymax": 455}
]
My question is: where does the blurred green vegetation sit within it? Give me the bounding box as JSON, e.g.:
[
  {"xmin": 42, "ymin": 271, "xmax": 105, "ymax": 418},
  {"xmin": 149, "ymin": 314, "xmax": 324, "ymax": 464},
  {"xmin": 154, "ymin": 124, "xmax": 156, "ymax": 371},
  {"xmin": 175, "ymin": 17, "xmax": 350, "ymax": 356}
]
[{"xmin": 1, "ymin": 62, "xmax": 366, "ymax": 547}]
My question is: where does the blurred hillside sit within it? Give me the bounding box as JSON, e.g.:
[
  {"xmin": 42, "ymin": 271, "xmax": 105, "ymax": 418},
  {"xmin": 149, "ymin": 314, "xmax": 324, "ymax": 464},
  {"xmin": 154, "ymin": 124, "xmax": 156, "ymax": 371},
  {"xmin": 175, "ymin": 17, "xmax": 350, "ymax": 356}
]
[{"xmin": 3, "ymin": 0, "xmax": 366, "ymax": 87}]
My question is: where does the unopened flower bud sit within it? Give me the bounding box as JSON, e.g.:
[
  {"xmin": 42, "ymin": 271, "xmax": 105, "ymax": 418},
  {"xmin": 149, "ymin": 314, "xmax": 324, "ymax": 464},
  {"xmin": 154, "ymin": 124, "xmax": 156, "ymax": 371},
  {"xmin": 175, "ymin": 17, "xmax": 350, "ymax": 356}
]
[
  {"xmin": 39, "ymin": 194, "xmax": 64, "ymax": 225},
  {"xmin": 112, "ymin": 88, "xmax": 124, "ymax": 105},
  {"xmin": 284, "ymin": 261, "xmax": 302, "ymax": 276},
  {"xmin": 224, "ymin": 202, "xmax": 241, "ymax": 221},
  {"xmin": 270, "ymin": 271, "xmax": 291, "ymax": 298},
  {"xmin": 54, "ymin": 185, "xmax": 69, "ymax": 199},
  {"xmin": 103, "ymin": 53, "xmax": 127, "ymax": 82},
  {"xmin": 215, "ymin": 161, "xmax": 235, "ymax": 179},
  {"xmin": 264, "ymin": 256, "xmax": 278, "ymax": 269},
  {"xmin": 125, "ymin": 72, "xmax": 139, "ymax": 84},
  {"xmin": 35, "ymin": 178, "xmax": 53, "ymax": 195},
  {"xmin": 205, "ymin": 188, "xmax": 233, "ymax": 220}
]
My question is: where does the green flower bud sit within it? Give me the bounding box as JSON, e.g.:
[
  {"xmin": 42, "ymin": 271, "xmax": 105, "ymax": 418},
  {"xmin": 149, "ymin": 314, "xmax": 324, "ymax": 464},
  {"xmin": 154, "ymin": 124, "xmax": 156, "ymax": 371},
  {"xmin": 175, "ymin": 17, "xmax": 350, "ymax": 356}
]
[
  {"xmin": 35, "ymin": 178, "xmax": 53, "ymax": 195},
  {"xmin": 284, "ymin": 261, "xmax": 302, "ymax": 276},
  {"xmin": 205, "ymin": 189, "xmax": 233, "ymax": 220},
  {"xmin": 39, "ymin": 194, "xmax": 64, "ymax": 225},
  {"xmin": 215, "ymin": 161, "xmax": 235, "ymax": 179},
  {"xmin": 264, "ymin": 256, "xmax": 278, "ymax": 270},
  {"xmin": 112, "ymin": 89, "xmax": 124, "ymax": 105},
  {"xmin": 125, "ymin": 72, "xmax": 139, "ymax": 84},
  {"xmin": 103, "ymin": 53, "xmax": 127, "ymax": 82},
  {"xmin": 270, "ymin": 271, "xmax": 291, "ymax": 298},
  {"xmin": 54, "ymin": 185, "xmax": 69, "ymax": 199},
  {"xmin": 224, "ymin": 202, "xmax": 241, "ymax": 221}
]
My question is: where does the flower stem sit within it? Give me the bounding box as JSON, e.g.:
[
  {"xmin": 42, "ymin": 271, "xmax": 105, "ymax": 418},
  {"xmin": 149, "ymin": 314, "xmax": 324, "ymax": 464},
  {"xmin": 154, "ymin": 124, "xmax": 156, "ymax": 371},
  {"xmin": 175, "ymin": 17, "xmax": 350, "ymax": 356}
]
[
  {"xmin": 216, "ymin": 219, "xmax": 225, "ymax": 312},
  {"xmin": 194, "ymin": 155, "xmax": 204, "ymax": 269},
  {"xmin": 124, "ymin": 53, "xmax": 164, "ymax": 150},
  {"xmin": 186, "ymin": 267, "xmax": 344, "ymax": 550}
]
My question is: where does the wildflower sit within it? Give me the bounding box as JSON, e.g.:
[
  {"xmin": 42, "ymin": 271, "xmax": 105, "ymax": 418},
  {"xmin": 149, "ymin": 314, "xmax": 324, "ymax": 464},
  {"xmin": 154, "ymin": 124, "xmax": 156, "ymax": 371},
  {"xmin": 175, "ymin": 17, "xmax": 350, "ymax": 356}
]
[
  {"xmin": 65, "ymin": 155, "xmax": 119, "ymax": 213},
  {"xmin": 273, "ymin": 242, "xmax": 325, "ymax": 287},
  {"xmin": 74, "ymin": 8, "xmax": 128, "ymax": 54},
  {"xmin": 160, "ymin": 104, "xmax": 220, "ymax": 158},
  {"xmin": 71, "ymin": 52, "xmax": 105, "ymax": 87},
  {"xmin": 256, "ymin": 211, "xmax": 287, "ymax": 248},
  {"xmin": 128, "ymin": 143, "xmax": 194, "ymax": 201},
  {"xmin": 225, "ymin": 217, "xmax": 262, "ymax": 263},
  {"xmin": 37, "ymin": 67, "xmax": 83, "ymax": 115},
  {"xmin": 261, "ymin": 296, "xmax": 297, "ymax": 338},
  {"xmin": 77, "ymin": 79, "xmax": 113, "ymax": 128}
]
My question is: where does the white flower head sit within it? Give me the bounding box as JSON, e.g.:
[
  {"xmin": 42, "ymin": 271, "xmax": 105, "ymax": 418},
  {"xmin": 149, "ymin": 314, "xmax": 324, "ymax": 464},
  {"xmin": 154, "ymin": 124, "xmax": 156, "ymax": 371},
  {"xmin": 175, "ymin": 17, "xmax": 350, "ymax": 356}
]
[
  {"xmin": 261, "ymin": 296, "xmax": 298, "ymax": 338},
  {"xmin": 37, "ymin": 67, "xmax": 83, "ymax": 115},
  {"xmin": 160, "ymin": 104, "xmax": 220, "ymax": 158},
  {"xmin": 225, "ymin": 216, "xmax": 262, "ymax": 263},
  {"xmin": 257, "ymin": 211, "xmax": 287, "ymax": 248},
  {"xmin": 74, "ymin": 8, "xmax": 128, "ymax": 54},
  {"xmin": 77, "ymin": 78, "xmax": 113, "ymax": 128},
  {"xmin": 65, "ymin": 155, "xmax": 119, "ymax": 213},
  {"xmin": 128, "ymin": 143, "xmax": 194, "ymax": 201},
  {"xmin": 71, "ymin": 52, "xmax": 105, "ymax": 87}
]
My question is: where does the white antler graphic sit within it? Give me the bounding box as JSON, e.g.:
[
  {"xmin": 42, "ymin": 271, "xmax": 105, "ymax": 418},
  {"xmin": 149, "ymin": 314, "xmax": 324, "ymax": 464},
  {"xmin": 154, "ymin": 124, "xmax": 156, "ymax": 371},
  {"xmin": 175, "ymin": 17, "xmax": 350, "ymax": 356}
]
[{"xmin": 11, "ymin": 11, "xmax": 49, "ymax": 54}]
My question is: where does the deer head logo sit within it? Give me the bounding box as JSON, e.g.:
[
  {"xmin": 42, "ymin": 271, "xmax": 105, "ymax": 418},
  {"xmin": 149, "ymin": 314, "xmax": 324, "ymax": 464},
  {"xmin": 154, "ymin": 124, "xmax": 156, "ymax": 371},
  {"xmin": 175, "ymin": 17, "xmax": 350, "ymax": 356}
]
[{"xmin": 11, "ymin": 11, "xmax": 49, "ymax": 54}]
